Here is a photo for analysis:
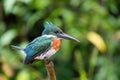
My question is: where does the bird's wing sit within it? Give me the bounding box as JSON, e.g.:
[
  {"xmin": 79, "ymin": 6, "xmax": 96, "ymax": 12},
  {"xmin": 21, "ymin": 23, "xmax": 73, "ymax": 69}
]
[
  {"xmin": 23, "ymin": 36, "xmax": 53, "ymax": 64},
  {"xmin": 25, "ymin": 36, "xmax": 52, "ymax": 57}
]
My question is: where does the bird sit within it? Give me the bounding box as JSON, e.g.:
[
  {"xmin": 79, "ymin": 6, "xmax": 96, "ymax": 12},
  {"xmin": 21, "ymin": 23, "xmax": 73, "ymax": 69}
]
[{"xmin": 11, "ymin": 22, "xmax": 80, "ymax": 64}]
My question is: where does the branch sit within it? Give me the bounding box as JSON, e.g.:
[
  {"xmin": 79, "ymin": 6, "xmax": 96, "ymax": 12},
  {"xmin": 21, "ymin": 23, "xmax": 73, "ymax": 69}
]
[{"xmin": 45, "ymin": 59, "xmax": 56, "ymax": 80}]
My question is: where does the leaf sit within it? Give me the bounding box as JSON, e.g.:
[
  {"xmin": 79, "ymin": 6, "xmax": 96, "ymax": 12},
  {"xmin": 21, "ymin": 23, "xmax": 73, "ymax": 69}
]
[
  {"xmin": 0, "ymin": 74, "xmax": 8, "ymax": 80},
  {"xmin": 74, "ymin": 51, "xmax": 87, "ymax": 80},
  {"xmin": 3, "ymin": 0, "xmax": 16, "ymax": 14},
  {"xmin": 0, "ymin": 29, "xmax": 17, "ymax": 46},
  {"xmin": 2, "ymin": 63, "xmax": 14, "ymax": 77},
  {"xmin": 86, "ymin": 32, "xmax": 107, "ymax": 53},
  {"xmin": 16, "ymin": 70, "xmax": 30, "ymax": 80}
]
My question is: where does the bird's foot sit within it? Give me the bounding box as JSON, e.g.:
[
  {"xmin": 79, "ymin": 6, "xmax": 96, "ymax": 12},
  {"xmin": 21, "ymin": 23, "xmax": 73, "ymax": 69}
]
[{"xmin": 44, "ymin": 57, "xmax": 51, "ymax": 64}]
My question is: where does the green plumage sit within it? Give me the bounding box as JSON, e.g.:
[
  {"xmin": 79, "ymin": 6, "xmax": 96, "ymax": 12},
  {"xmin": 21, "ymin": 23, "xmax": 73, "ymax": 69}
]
[
  {"xmin": 12, "ymin": 22, "xmax": 79, "ymax": 64},
  {"xmin": 23, "ymin": 36, "xmax": 53, "ymax": 64},
  {"xmin": 25, "ymin": 36, "xmax": 52, "ymax": 57},
  {"xmin": 42, "ymin": 22, "xmax": 63, "ymax": 35}
]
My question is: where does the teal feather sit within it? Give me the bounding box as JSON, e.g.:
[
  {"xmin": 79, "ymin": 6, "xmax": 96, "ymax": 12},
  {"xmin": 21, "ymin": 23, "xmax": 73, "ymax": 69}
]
[
  {"xmin": 25, "ymin": 36, "xmax": 52, "ymax": 57},
  {"xmin": 24, "ymin": 36, "xmax": 53, "ymax": 64},
  {"xmin": 11, "ymin": 35, "xmax": 53, "ymax": 64},
  {"xmin": 11, "ymin": 45, "xmax": 24, "ymax": 51},
  {"xmin": 42, "ymin": 22, "xmax": 62, "ymax": 35}
]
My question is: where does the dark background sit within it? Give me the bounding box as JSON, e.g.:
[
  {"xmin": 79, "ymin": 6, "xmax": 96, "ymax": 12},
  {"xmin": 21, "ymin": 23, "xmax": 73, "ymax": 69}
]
[{"xmin": 0, "ymin": 0, "xmax": 120, "ymax": 80}]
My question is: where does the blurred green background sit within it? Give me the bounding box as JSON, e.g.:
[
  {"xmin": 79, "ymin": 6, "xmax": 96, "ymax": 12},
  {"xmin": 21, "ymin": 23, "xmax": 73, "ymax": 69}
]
[{"xmin": 0, "ymin": 0, "xmax": 120, "ymax": 80}]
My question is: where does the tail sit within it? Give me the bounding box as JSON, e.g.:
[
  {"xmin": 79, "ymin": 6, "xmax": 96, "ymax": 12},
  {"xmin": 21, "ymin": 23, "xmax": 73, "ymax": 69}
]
[
  {"xmin": 23, "ymin": 55, "xmax": 35, "ymax": 64},
  {"xmin": 11, "ymin": 45, "xmax": 24, "ymax": 51}
]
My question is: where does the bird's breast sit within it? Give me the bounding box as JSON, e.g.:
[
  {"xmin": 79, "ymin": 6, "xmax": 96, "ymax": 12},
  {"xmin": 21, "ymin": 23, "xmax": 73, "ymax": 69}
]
[{"xmin": 52, "ymin": 38, "xmax": 61, "ymax": 51}]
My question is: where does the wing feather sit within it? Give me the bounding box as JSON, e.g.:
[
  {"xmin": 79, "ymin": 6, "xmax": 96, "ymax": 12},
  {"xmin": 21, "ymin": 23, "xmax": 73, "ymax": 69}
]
[{"xmin": 24, "ymin": 36, "xmax": 52, "ymax": 58}]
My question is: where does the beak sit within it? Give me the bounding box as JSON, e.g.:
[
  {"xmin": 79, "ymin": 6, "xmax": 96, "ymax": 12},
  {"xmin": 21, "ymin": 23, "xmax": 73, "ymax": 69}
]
[{"xmin": 58, "ymin": 33, "xmax": 80, "ymax": 42}]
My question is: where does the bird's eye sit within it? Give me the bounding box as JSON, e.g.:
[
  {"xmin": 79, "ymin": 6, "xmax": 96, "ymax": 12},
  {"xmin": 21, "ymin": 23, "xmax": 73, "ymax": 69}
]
[{"xmin": 55, "ymin": 31, "xmax": 59, "ymax": 33}]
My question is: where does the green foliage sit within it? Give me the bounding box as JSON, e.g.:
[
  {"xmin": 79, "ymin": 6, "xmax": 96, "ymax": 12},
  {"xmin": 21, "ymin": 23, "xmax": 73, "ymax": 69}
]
[{"xmin": 0, "ymin": 0, "xmax": 120, "ymax": 80}]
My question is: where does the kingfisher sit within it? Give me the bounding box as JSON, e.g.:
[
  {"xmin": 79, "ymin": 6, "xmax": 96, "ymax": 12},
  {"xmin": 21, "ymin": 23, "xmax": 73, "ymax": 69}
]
[{"xmin": 11, "ymin": 22, "xmax": 79, "ymax": 64}]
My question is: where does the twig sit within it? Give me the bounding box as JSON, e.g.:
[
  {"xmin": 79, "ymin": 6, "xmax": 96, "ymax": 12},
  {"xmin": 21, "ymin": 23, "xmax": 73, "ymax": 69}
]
[{"xmin": 45, "ymin": 59, "xmax": 56, "ymax": 80}]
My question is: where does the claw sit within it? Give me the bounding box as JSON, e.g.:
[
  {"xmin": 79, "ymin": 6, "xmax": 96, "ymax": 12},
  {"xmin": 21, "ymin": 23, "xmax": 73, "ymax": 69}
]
[{"xmin": 44, "ymin": 57, "xmax": 51, "ymax": 64}]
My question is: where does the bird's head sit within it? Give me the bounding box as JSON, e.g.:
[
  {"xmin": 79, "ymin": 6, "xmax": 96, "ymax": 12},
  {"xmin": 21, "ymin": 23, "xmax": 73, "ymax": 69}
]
[{"xmin": 42, "ymin": 22, "xmax": 80, "ymax": 42}]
